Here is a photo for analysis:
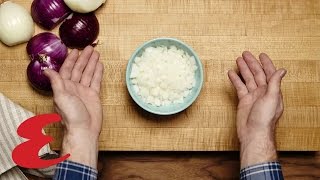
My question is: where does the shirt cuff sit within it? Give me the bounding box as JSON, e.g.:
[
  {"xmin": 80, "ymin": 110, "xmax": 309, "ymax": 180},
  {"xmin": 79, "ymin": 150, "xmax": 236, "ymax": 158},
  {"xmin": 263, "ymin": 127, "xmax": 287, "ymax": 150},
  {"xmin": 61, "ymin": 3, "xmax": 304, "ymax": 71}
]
[
  {"xmin": 53, "ymin": 160, "xmax": 98, "ymax": 180},
  {"xmin": 240, "ymin": 162, "xmax": 284, "ymax": 180}
]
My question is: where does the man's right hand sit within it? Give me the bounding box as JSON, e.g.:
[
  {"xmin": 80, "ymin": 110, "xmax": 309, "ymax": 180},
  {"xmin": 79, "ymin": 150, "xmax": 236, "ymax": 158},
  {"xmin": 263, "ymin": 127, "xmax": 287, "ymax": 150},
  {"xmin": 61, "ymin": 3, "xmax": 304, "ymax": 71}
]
[
  {"xmin": 228, "ymin": 51, "xmax": 287, "ymax": 169},
  {"xmin": 44, "ymin": 46, "xmax": 104, "ymax": 169}
]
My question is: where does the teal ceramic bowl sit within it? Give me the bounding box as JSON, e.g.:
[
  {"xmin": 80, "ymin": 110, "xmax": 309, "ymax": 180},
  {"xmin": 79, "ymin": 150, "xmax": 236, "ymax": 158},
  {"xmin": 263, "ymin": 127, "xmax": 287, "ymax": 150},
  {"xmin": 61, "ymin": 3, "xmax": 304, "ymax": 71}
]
[{"xmin": 126, "ymin": 38, "xmax": 204, "ymax": 115}]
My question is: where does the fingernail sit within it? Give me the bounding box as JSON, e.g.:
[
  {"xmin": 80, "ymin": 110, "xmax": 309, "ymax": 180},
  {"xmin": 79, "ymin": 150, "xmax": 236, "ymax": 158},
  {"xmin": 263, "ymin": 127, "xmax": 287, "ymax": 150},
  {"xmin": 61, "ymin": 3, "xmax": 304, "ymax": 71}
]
[{"xmin": 280, "ymin": 69, "xmax": 287, "ymax": 78}]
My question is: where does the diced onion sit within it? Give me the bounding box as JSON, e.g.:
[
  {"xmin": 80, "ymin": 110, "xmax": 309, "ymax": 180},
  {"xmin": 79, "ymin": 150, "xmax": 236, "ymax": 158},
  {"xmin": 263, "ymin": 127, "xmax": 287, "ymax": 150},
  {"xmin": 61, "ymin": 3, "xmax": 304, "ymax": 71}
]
[{"xmin": 130, "ymin": 46, "xmax": 198, "ymax": 107}]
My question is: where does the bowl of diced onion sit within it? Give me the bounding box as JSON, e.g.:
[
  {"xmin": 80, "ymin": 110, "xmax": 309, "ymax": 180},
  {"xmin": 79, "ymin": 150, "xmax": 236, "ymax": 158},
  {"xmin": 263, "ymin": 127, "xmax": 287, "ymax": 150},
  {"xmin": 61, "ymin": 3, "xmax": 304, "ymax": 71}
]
[{"xmin": 126, "ymin": 38, "xmax": 204, "ymax": 115}]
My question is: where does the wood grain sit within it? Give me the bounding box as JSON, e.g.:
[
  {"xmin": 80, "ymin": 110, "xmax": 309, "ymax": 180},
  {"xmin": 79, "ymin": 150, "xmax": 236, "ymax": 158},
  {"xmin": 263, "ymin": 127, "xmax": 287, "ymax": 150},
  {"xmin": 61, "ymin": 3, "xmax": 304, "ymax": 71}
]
[
  {"xmin": 99, "ymin": 152, "xmax": 320, "ymax": 180},
  {"xmin": 26, "ymin": 151, "xmax": 320, "ymax": 180},
  {"xmin": 0, "ymin": 0, "xmax": 319, "ymax": 151}
]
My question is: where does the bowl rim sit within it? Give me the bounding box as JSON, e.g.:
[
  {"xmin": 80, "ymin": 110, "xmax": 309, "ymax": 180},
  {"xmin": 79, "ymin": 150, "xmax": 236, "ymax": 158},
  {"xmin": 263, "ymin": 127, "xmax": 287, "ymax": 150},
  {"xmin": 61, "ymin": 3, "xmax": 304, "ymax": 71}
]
[{"xmin": 126, "ymin": 37, "xmax": 204, "ymax": 115}]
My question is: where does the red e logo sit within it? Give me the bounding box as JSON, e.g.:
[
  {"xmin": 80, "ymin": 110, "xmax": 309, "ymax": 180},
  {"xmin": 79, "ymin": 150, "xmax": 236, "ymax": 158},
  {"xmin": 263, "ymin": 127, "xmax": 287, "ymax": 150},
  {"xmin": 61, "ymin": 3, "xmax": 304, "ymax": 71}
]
[{"xmin": 12, "ymin": 114, "xmax": 70, "ymax": 168}]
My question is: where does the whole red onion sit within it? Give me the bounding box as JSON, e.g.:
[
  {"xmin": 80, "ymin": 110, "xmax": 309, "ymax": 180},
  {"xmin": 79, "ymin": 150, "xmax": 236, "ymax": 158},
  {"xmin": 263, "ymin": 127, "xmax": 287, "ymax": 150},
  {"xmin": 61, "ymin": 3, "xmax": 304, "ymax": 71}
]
[
  {"xmin": 31, "ymin": 0, "xmax": 71, "ymax": 30},
  {"xmin": 27, "ymin": 32, "xmax": 67, "ymax": 65},
  {"xmin": 27, "ymin": 55, "xmax": 61, "ymax": 92},
  {"xmin": 59, "ymin": 13, "xmax": 99, "ymax": 49}
]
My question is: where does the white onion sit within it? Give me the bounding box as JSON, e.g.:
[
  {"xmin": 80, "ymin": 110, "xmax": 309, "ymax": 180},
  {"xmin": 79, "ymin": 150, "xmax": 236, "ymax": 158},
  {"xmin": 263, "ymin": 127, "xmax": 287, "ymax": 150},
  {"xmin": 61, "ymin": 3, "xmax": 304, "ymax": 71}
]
[
  {"xmin": 0, "ymin": 1, "xmax": 35, "ymax": 46},
  {"xmin": 64, "ymin": 0, "xmax": 106, "ymax": 13},
  {"xmin": 130, "ymin": 46, "xmax": 198, "ymax": 107}
]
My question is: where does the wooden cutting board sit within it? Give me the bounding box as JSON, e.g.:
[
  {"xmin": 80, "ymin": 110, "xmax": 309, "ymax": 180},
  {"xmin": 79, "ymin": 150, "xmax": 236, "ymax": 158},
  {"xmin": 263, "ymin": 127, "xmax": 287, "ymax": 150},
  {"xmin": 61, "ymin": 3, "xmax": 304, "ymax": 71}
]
[{"xmin": 0, "ymin": 0, "xmax": 319, "ymax": 151}]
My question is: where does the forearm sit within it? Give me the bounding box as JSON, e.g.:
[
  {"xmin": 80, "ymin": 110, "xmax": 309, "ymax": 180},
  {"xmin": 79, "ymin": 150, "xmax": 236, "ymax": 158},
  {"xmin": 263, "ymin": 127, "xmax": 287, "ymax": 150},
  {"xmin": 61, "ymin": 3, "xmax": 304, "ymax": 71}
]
[
  {"xmin": 60, "ymin": 129, "xmax": 99, "ymax": 169},
  {"xmin": 240, "ymin": 131, "xmax": 277, "ymax": 169}
]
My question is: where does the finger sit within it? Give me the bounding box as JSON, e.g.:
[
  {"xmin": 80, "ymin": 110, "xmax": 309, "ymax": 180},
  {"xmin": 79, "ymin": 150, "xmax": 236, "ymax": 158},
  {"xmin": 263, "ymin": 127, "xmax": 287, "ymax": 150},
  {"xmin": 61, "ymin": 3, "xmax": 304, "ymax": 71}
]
[
  {"xmin": 44, "ymin": 69, "xmax": 65, "ymax": 94},
  {"xmin": 228, "ymin": 70, "xmax": 248, "ymax": 99},
  {"xmin": 242, "ymin": 51, "xmax": 267, "ymax": 86},
  {"xmin": 90, "ymin": 62, "xmax": 104, "ymax": 93},
  {"xmin": 275, "ymin": 92, "xmax": 284, "ymax": 120},
  {"xmin": 60, "ymin": 49, "xmax": 79, "ymax": 80},
  {"xmin": 80, "ymin": 51, "xmax": 100, "ymax": 87},
  {"xmin": 236, "ymin": 57, "xmax": 257, "ymax": 92},
  {"xmin": 259, "ymin": 53, "xmax": 276, "ymax": 82},
  {"xmin": 267, "ymin": 68, "xmax": 287, "ymax": 97},
  {"xmin": 71, "ymin": 46, "xmax": 94, "ymax": 82}
]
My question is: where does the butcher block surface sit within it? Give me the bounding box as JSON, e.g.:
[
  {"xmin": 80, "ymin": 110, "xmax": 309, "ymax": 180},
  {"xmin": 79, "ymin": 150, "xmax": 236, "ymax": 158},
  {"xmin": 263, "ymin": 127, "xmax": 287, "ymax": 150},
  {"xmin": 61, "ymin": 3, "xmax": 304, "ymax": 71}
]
[{"xmin": 0, "ymin": 0, "xmax": 319, "ymax": 151}]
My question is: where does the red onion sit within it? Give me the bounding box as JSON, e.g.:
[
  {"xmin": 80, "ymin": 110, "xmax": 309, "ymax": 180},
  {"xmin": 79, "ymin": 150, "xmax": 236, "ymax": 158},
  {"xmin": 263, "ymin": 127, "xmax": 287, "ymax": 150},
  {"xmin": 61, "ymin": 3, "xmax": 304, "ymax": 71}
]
[
  {"xmin": 27, "ymin": 55, "xmax": 61, "ymax": 92},
  {"xmin": 59, "ymin": 13, "xmax": 99, "ymax": 49},
  {"xmin": 27, "ymin": 32, "xmax": 67, "ymax": 65},
  {"xmin": 31, "ymin": 0, "xmax": 71, "ymax": 30}
]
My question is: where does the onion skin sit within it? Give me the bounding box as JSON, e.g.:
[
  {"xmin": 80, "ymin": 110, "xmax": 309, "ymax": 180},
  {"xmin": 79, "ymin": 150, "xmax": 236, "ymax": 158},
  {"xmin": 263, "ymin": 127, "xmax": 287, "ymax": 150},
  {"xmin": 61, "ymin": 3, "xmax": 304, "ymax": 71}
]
[
  {"xmin": 59, "ymin": 13, "xmax": 99, "ymax": 49},
  {"xmin": 27, "ymin": 55, "xmax": 61, "ymax": 92},
  {"xmin": 27, "ymin": 32, "xmax": 67, "ymax": 65},
  {"xmin": 31, "ymin": 0, "xmax": 71, "ymax": 30}
]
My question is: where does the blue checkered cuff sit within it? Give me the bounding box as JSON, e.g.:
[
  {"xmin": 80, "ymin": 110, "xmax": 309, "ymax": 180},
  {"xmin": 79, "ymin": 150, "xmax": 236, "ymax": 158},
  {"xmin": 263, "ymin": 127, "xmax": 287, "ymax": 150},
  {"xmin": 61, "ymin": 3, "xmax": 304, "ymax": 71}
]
[
  {"xmin": 53, "ymin": 160, "xmax": 98, "ymax": 180},
  {"xmin": 240, "ymin": 162, "xmax": 284, "ymax": 180}
]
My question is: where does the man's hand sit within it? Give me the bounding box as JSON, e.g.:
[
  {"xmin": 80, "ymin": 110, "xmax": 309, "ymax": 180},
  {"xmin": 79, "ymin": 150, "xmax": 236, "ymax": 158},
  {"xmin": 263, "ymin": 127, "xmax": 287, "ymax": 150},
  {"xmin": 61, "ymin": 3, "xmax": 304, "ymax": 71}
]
[
  {"xmin": 44, "ymin": 46, "xmax": 104, "ymax": 169},
  {"xmin": 228, "ymin": 51, "xmax": 286, "ymax": 169}
]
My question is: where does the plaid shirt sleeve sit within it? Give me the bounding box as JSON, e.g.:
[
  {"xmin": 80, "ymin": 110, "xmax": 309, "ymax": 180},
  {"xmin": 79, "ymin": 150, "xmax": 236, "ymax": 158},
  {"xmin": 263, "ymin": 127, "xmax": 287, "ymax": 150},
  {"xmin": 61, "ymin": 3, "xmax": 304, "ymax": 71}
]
[
  {"xmin": 53, "ymin": 160, "xmax": 98, "ymax": 180},
  {"xmin": 240, "ymin": 162, "xmax": 284, "ymax": 180}
]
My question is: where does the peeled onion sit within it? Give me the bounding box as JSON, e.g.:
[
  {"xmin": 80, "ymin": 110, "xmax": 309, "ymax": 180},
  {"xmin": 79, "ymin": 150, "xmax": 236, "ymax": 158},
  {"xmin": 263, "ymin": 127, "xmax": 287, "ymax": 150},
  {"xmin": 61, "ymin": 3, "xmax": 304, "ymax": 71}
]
[
  {"xmin": 0, "ymin": 1, "xmax": 35, "ymax": 46},
  {"xmin": 27, "ymin": 55, "xmax": 61, "ymax": 92},
  {"xmin": 64, "ymin": 0, "xmax": 106, "ymax": 13},
  {"xmin": 59, "ymin": 13, "xmax": 99, "ymax": 49},
  {"xmin": 27, "ymin": 32, "xmax": 67, "ymax": 65},
  {"xmin": 31, "ymin": 0, "xmax": 71, "ymax": 30}
]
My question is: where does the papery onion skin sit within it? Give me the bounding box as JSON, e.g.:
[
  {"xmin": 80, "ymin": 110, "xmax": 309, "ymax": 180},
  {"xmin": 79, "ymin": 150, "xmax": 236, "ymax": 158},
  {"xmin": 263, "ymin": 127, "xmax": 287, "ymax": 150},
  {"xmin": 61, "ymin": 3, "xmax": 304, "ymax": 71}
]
[
  {"xmin": 59, "ymin": 13, "xmax": 99, "ymax": 49},
  {"xmin": 27, "ymin": 32, "xmax": 67, "ymax": 65},
  {"xmin": 27, "ymin": 55, "xmax": 61, "ymax": 92},
  {"xmin": 31, "ymin": 0, "xmax": 71, "ymax": 30},
  {"xmin": 0, "ymin": 1, "xmax": 35, "ymax": 46},
  {"xmin": 64, "ymin": 0, "xmax": 106, "ymax": 13}
]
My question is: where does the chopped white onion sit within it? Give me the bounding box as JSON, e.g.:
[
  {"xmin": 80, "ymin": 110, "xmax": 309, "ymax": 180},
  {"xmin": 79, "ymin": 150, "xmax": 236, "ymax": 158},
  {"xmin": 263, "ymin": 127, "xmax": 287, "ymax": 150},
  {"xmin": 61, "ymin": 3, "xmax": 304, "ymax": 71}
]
[
  {"xmin": 64, "ymin": 0, "xmax": 106, "ymax": 13},
  {"xmin": 0, "ymin": 1, "xmax": 35, "ymax": 46},
  {"xmin": 130, "ymin": 46, "xmax": 198, "ymax": 107}
]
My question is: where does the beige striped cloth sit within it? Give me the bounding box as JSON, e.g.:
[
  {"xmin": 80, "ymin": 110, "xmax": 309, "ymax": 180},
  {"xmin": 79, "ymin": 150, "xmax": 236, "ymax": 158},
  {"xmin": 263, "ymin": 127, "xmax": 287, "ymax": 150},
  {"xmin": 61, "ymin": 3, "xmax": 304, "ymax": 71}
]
[{"xmin": 0, "ymin": 92, "xmax": 57, "ymax": 180}]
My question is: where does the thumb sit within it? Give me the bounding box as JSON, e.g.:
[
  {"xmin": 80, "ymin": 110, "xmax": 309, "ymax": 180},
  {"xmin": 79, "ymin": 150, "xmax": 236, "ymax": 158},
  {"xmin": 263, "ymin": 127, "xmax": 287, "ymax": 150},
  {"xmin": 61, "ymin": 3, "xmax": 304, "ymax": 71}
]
[
  {"xmin": 43, "ymin": 69, "xmax": 65, "ymax": 93},
  {"xmin": 267, "ymin": 68, "xmax": 287, "ymax": 97}
]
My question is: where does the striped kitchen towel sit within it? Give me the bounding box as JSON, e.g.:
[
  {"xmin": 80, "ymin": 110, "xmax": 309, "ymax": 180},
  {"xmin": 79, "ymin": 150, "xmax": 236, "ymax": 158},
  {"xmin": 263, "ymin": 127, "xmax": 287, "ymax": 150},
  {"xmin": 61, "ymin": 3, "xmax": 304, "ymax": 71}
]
[{"xmin": 0, "ymin": 92, "xmax": 57, "ymax": 179}]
